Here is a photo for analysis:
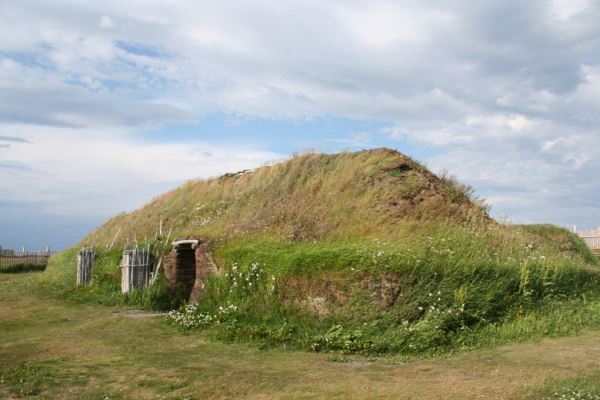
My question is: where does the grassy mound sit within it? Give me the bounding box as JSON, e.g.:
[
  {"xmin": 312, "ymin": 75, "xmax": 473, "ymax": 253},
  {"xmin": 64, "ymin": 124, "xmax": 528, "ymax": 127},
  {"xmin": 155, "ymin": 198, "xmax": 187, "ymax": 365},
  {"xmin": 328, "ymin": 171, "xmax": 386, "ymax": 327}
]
[
  {"xmin": 80, "ymin": 148, "xmax": 488, "ymax": 246},
  {"xmin": 519, "ymin": 224, "xmax": 599, "ymax": 265},
  {"xmin": 42, "ymin": 148, "xmax": 600, "ymax": 354}
]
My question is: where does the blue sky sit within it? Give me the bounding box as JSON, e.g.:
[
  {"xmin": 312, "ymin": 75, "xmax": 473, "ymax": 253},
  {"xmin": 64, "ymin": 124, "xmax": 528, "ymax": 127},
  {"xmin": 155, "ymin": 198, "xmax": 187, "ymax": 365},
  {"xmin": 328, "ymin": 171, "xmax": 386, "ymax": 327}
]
[
  {"xmin": 138, "ymin": 116, "xmax": 432, "ymax": 156},
  {"xmin": 1, "ymin": 0, "xmax": 600, "ymax": 249}
]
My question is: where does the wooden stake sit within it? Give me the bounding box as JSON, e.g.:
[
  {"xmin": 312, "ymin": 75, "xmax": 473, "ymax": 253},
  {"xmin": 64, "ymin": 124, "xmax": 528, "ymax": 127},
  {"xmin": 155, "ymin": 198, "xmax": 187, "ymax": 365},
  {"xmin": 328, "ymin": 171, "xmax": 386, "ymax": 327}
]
[{"xmin": 107, "ymin": 227, "xmax": 121, "ymax": 251}]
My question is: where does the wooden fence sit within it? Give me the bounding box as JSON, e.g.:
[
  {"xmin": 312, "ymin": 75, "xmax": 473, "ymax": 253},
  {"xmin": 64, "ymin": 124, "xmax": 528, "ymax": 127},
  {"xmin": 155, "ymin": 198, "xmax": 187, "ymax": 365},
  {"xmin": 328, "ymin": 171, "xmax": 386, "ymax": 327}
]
[
  {"xmin": 121, "ymin": 245, "xmax": 154, "ymax": 293},
  {"xmin": 574, "ymin": 227, "xmax": 600, "ymax": 254},
  {"xmin": 77, "ymin": 247, "xmax": 96, "ymax": 285},
  {"xmin": 0, "ymin": 247, "xmax": 56, "ymax": 271}
]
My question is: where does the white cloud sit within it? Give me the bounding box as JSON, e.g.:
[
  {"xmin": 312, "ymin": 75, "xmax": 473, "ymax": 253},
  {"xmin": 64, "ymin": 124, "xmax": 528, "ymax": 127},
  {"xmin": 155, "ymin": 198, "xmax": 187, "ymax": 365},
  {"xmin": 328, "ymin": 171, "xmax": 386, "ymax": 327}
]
[
  {"xmin": 385, "ymin": 113, "xmax": 600, "ymax": 226},
  {"xmin": 2, "ymin": 0, "xmax": 600, "ymax": 237},
  {"xmin": 0, "ymin": 123, "xmax": 282, "ymax": 217},
  {"xmin": 99, "ymin": 15, "xmax": 115, "ymax": 29},
  {"xmin": 548, "ymin": 0, "xmax": 591, "ymax": 22}
]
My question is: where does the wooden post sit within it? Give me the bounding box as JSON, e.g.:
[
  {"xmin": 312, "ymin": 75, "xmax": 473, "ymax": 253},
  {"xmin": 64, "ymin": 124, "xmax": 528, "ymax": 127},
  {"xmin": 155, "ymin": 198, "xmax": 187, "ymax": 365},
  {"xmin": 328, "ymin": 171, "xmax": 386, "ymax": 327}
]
[
  {"xmin": 107, "ymin": 228, "xmax": 121, "ymax": 251},
  {"xmin": 121, "ymin": 250, "xmax": 131, "ymax": 293}
]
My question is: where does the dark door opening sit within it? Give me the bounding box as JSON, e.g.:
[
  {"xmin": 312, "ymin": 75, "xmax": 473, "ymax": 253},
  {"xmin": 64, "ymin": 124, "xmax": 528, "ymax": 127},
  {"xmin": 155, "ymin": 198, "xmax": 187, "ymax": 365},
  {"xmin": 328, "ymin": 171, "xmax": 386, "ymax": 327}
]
[{"xmin": 168, "ymin": 240, "xmax": 199, "ymax": 299}]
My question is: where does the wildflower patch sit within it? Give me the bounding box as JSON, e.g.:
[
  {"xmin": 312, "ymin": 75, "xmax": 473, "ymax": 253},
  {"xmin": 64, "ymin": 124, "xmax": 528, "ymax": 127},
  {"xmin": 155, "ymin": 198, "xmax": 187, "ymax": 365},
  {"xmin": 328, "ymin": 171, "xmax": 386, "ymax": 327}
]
[{"xmin": 167, "ymin": 303, "xmax": 238, "ymax": 330}]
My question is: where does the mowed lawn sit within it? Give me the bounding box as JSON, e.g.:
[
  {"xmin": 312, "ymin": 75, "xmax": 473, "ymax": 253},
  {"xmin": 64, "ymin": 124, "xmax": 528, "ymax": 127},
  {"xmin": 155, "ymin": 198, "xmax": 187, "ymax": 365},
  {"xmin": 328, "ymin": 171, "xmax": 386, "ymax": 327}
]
[{"xmin": 1, "ymin": 273, "xmax": 600, "ymax": 400}]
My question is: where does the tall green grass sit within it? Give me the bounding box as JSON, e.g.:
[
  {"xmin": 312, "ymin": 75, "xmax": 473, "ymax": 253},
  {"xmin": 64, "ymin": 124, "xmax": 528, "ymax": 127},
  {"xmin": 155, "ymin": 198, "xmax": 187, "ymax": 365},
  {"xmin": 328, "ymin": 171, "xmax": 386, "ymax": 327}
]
[
  {"xmin": 41, "ymin": 220, "xmax": 600, "ymax": 354},
  {"xmin": 41, "ymin": 213, "xmax": 600, "ymax": 355},
  {"xmin": 161, "ymin": 221, "xmax": 600, "ymax": 354}
]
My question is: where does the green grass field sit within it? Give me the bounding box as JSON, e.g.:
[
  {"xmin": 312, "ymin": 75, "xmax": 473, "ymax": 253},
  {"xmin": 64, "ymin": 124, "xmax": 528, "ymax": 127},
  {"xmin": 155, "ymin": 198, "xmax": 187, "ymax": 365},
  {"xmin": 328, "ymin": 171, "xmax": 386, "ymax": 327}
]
[
  {"xmin": 2, "ymin": 272, "xmax": 600, "ymax": 399},
  {"xmin": 41, "ymin": 221, "xmax": 600, "ymax": 357}
]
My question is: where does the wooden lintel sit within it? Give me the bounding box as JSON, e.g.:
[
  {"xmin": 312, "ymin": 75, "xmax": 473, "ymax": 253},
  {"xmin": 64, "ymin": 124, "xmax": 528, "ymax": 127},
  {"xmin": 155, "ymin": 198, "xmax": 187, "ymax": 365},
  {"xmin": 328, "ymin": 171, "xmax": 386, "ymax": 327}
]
[{"xmin": 172, "ymin": 239, "xmax": 201, "ymax": 249}]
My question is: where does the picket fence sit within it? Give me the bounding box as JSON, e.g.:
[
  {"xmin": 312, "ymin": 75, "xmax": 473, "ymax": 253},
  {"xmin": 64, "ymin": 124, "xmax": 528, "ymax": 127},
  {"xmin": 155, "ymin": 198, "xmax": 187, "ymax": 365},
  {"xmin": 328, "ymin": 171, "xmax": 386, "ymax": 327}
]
[
  {"xmin": 0, "ymin": 247, "xmax": 55, "ymax": 270},
  {"xmin": 574, "ymin": 227, "xmax": 600, "ymax": 254}
]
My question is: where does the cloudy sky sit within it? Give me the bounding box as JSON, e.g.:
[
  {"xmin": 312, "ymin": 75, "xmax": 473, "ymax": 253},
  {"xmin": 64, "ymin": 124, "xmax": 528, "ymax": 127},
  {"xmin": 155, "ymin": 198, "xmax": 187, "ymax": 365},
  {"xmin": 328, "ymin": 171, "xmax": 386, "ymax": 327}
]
[{"xmin": 1, "ymin": 0, "xmax": 600, "ymax": 249}]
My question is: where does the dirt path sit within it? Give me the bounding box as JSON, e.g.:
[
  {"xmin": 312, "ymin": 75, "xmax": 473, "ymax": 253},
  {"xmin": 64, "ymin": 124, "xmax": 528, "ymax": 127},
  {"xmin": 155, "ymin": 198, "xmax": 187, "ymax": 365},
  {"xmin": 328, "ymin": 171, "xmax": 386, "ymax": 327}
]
[{"xmin": 1, "ymin": 273, "xmax": 599, "ymax": 399}]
